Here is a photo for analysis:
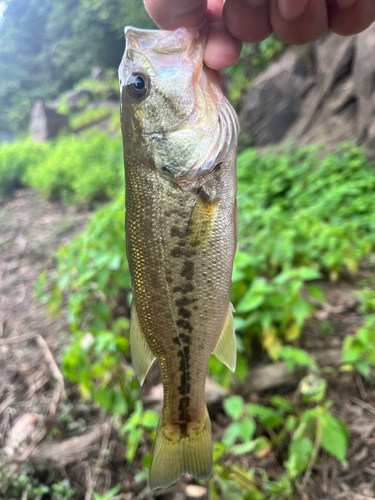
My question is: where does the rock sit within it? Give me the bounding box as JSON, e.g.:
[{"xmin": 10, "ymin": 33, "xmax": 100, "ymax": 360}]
[
  {"xmin": 65, "ymin": 88, "xmax": 92, "ymax": 111},
  {"xmin": 4, "ymin": 413, "xmax": 43, "ymax": 457},
  {"xmin": 30, "ymin": 101, "xmax": 68, "ymax": 141},
  {"xmin": 239, "ymin": 49, "xmax": 311, "ymax": 146},
  {"xmin": 185, "ymin": 485, "xmax": 207, "ymax": 500},
  {"xmin": 240, "ymin": 23, "xmax": 375, "ymax": 159},
  {"xmin": 90, "ymin": 67, "xmax": 104, "ymax": 81}
]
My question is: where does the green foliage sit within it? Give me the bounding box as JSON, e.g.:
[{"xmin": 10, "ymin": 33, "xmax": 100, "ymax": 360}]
[
  {"xmin": 225, "ymin": 36, "xmax": 284, "ymax": 109},
  {"xmin": 37, "ymin": 142, "xmax": 375, "ymax": 413},
  {"xmin": 210, "ymin": 392, "xmax": 348, "ymax": 499},
  {"xmin": 69, "ymin": 106, "xmax": 112, "ymax": 131},
  {"xmin": 233, "ymin": 266, "xmax": 319, "ymax": 359},
  {"xmin": 236, "ymin": 143, "xmax": 375, "ymax": 278},
  {"xmin": 232, "ymin": 142, "xmax": 375, "ymax": 356},
  {"xmin": 23, "ymin": 131, "xmax": 123, "ymax": 205},
  {"xmin": 0, "ymin": 464, "xmax": 75, "ymax": 500},
  {"xmin": 120, "ymin": 401, "xmax": 159, "ymax": 463},
  {"xmin": 342, "ymin": 316, "xmax": 375, "ymax": 378},
  {"xmin": 0, "ymin": 139, "xmax": 51, "ymax": 204},
  {"xmin": 0, "ymin": 0, "xmax": 154, "ymax": 134}
]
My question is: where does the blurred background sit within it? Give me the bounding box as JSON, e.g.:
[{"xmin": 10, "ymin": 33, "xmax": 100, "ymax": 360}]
[{"xmin": 1, "ymin": 1, "xmax": 375, "ymax": 499}]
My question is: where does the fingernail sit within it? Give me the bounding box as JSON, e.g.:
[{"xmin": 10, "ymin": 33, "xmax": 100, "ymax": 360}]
[
  {"xmin": 335, "ymin": 0, "xmax": 356, "ymax": 9},
  {"xmin": 245, "ymin": 0, "xmax": 269, "ymax": 6},
  {"xmin": 277, "ymin": 0, "xmax": 309, "ymax": 20}
]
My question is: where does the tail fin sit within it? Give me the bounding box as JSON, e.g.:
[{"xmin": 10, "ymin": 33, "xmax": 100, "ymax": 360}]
[{"xmin": 149, "ymin": 407, "xmax": 212, "ymax": 490}]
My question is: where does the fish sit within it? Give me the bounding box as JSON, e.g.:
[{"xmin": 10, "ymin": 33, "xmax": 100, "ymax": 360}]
[{"xmin": 118, "ymin": 24, "xmax": 239, "ymax": 490}]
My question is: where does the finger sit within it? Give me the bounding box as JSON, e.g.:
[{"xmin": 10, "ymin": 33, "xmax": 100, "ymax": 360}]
[
  {"xmin": 270, "ymin": 0, "xmax": 329, "ymax": 45},
  {"xmin": 328, "ymin": 0, "xmax": 375, "ymax": 36},
  {"xmin": 143, "ymin": 0, "xmax": 206, "ymax": 29},
  {"xmin": 204, "ymin": 22, "xmax": 243, "ymax": 68},
  {"xmin": 223, "ymin": 0, "xmax": 272, "ymax": 42}
]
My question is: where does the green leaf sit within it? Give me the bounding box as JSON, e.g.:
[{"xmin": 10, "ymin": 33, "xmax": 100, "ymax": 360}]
[
  {"xmin": 246, "ymin": 404, "xmax": 283, "ymax": 429},
  {"xmin": 142, "ymin": 410, "xmax": 160, "ymax": 429},
  {"xmin": 321, "ymin": 411, "xmax": 348, "ymax": 465},
  {"xmin": 239, "ymin": 418, "xmax": 256, "ymax": 442},
  {"xmin": 222, "ymin": 422, "xmax": 242, "ymax": 445},
  {"xmin": 237, "ymin": 292, "xmax": 264, "ymax": 312},
  {"xmin": 286, "ymin": 437, "xmax": 313, "ymax": 476},
  {"xmin": 223, "ymin": 395, "xmax": 244, "ymax": 420},
  {"xmin": 291, "ymin": 300, "xmax": 310, "ymax": 326},
  {"xmin": 231, "ymin": 440, "xmax": 257, "ymax": 455},
  {"xmin": 307, "ymin": 284, "xmax": 324, "ymax": 302},
  {"xmin": 113, "ymin": 390, "xmax": 128, "ymax": 415}
]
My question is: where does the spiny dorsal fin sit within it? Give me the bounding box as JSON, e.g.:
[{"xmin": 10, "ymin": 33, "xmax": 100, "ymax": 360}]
[
  {"xmin": 212, "ymin": 304, "xmax": 236, "ymax": 372},
  {"xmin": 130, "ymin": 303, "xmax": 156, "ymax": 385},
  {"xmin": 186, "ymin": 191, "xmax": 219, "ymax": 249}
]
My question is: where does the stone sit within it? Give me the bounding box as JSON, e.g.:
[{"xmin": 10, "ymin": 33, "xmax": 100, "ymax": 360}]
[
  {"xmin": 65, "ymin": 88, "xmax": 92, "ymax": 111},
  {"xmin": 30, "ymin": 101, "xmax": 68, "ymax": 142},
  {"xmin": 90, "ymin": 67, "xmax": 104, "ymax": 81},
  {"xmin": 240, "ymin": 23, "xmax": 375, "ymax": 159},
  {"xmin": 185, "ymin": 485, "xmax": 207, "ymax": 500},
  {"xmin": 239, "ymin": 49, "xmax": 310, "ymax": 146}
]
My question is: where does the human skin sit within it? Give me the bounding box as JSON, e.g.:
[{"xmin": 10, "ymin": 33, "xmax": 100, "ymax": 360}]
[{"xmin": 143, "ymin": 0, "xmax": 375, "ymax": 69}]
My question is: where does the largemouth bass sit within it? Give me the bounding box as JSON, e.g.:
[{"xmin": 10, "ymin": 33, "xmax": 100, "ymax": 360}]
[{"xmin": 119, "ymin": 25, "xmax": 239, "ymax": 489}]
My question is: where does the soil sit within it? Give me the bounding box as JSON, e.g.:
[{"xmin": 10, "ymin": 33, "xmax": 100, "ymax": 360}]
[{"xmin": 0, "ymin": 188, "xmax": 375, "ymax": 500}]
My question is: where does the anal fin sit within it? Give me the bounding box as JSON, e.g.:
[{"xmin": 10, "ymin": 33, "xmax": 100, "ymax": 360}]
[
  {"xmin": 130, "ymin": 303, "xmax": 156, "ymax": 385},
  {"xmin": 212, "ymin": 304, "xmax": 236, "ymax": 372}
]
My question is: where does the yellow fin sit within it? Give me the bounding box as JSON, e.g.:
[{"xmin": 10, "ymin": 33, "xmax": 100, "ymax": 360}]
[
  {"xmin": 130, "ymin": 303, "xmax": 156, "ymax": 386},
  {"xmin": 186, "ymin": 191, "xmax": 219, "ymax": 249},
  {"xmin": 213, "ymin": 304, "xmax": 236, "ymax": 372},
  {"xmin": 149, "ymin": 408, "xmax": 212, "ymax": 490}
]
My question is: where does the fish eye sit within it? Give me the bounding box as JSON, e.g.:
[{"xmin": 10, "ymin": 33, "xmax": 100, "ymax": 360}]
[{"xmin": 126, "ymin": 72, "xmax": 149, "ymax": 99}]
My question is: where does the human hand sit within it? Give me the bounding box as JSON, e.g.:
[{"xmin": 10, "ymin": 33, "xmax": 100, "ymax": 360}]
[{"xmin": 143, "ymin": 0, "xmax": 375, "ymax": 69}]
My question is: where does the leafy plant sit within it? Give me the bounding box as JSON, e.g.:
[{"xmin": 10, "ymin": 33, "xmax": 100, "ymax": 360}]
[
  {"xmin": 23, "ymin": 130, "xmax": 123, "ymax": 205},
  {"xmin": 0, "ymin": 139, "xmax": 51, "ymax": 204},
  {"xmin": 341, "ymin": 316, "xmax": 375, "ymax": 378},
  {"xmin": 210, "ymin": 392, "xmax": 348, "ymax": 499},
  {"xmin": 120, "ymin": 401, "xmax": 159, "ymax": 463},
  {"xmin": 69, "ymin": 106, "xmax": 113, "ymax": 131}
]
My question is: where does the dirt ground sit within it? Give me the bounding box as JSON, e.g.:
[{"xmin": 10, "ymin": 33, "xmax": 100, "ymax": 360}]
[{"xmin": 0, "ymin": 189, "xmax": 375, "ymax": 500}]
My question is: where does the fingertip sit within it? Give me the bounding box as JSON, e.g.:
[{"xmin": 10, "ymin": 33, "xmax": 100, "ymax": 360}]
[
  {"xmin": 271, "ymin": 0, "xmax": 329, "ymax": 45},
  {"xmin": 143, "ymin": 0, "xmax": 206, "ymax": 30},
  {"xmin": 328, "ymin": 0, "xmax": 375, "ymax": 36},
  {"xmin": 223, "ymin": 0, "xmax": 272, "ymax": 43},
  {"xmin": 204, "ymin": 22, "xmax": 242, "ymax": 69}
]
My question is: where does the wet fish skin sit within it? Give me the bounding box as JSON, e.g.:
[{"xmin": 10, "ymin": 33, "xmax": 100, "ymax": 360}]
[{"xmin": 119, "ymin": 25, "xmax": 238, "ymax": 489}]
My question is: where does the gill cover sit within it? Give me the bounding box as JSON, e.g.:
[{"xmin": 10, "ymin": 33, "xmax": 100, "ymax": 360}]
[{"xmin": 119, "ymin": 26, "xmax": 239, "ymax": 188}]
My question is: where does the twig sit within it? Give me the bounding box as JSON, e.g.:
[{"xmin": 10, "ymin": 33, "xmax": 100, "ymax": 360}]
[
  {"xmin": 35, "ymin": 334, "xmax": 67, "ymax": 401},
  {"xmin": 0, "ymin": 320, "xmax": 5, "ymax": 338},
  {"xmin": 302, "ymin": 416, "xmax": 323, "ymax": 488},
  {"xmin": 355, "ymin": 373, "xmax": 367, "ymax": 400},
  {"xmin": 91, "ymin": 419, "xmax": 112, "ymax": 495},
  {"xmin": 352, "ymin": 397, "xmax": 375, "ymax": 416},
  {"xmin": 60, "ymin": 467, "xmax": 86, "ymax": 495},
  {"xmin": 84, "ymin": 464, "xmax": 93, "ymax": 500},
  {"xmin": 0, "ymin": 331, "xmax": 37, "ymax": 346}
]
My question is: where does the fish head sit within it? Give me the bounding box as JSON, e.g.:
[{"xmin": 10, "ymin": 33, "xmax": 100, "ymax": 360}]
[{"xmin": 119, "ymin": 25, "xmax": 239, "ymax": 188}]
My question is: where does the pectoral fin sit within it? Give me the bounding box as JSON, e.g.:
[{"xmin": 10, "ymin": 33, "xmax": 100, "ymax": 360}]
[
  {"xmin": 213, "ymin": 304, "xmax": 236, "ymax": 372},
  {"xmin": 186, "ymin": 191, "xmax": 219, "ymax": 249},
  {"xmin": 130, "ymin": 303, "xmax": 156, "ymax": 385}
]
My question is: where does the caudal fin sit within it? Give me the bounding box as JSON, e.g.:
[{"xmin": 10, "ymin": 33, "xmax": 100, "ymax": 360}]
[{"xmin": 149, "ymin": 407, "xmax": 212, "ymax": 490}]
